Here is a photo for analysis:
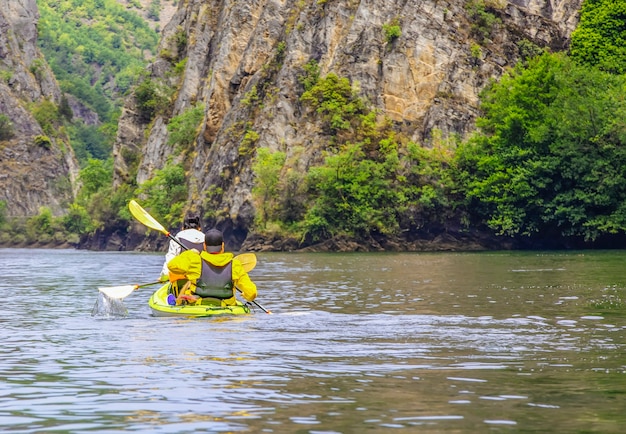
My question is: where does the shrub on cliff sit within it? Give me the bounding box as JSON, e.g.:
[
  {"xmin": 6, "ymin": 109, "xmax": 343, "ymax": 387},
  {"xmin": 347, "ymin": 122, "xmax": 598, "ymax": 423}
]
[
  {"xmin": 135, "ymin": 78, "xmax": 171, "ymax": 122},
  {"xmin": 0, "ymin": 115, "xmax": 14, "ymax": 140},
  {"xmin": 167, "ymin": 104, "xmax": 205, "ymax": 148}
]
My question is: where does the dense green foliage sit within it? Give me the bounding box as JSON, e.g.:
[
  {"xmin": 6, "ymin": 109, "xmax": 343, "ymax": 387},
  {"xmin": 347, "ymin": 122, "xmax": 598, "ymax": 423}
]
[
  {"xmin": 147, "ymin": 0, "xmax": 161, "ymax": 21},
  {"xmin": 304, "ymin": 140, "xmax": 403, "ymax": 240},
  {"xmin": 455, "ymin": 53, "xmax": 626, "ymax": 241},
  {"xmin": 0, "ymin": 200, "xmax": 6, "ymax": 227},
  {"xmin": 135, "ymin": 77, "xmax": 174, "ymax": 122},
  {"xmin": 31, "ymin": 100, "xmax": 60, "ymax": 136},
  {"xmin": 167, "ymin": 104, "xmax": 205, "ymax": 148},
  {"xmin": 37, "ymin": 0, "xmax": 158, "ymax": 120},
  {"xmin": 136, "ymin": 164, "xmax": 188, "ymax": 228},
  {"xmin": 382, "ymin": 20, "xmax": 401, "ymax": 43},
  {"xmin": 77, "ymin": 158, "xmax": 114, "ymax": 204},
  {"xmin": 300, "ymin": 131, "xmax": 455, "ymax": 241},
  {"xmin": 300, "ymin": 72, "xmax": 367, "ymax": 134},
  {"xmin": 69, "ymin": 123, "xmax": 116, "ymax": 162},
  {"xmin": 251, "ymin": 48, "xmax": 626, "ymax": 246},
  {"xmin": 465, "ymin": 0, "xmax": 503, "ymax": 43},
  {"xmin": 251, "ymin": 148, "xmax": 287, "ymax": 228},
  {"xmin": 36, "ymin": 0, "xmax": 159, "ymax": 165},
  {"xmin": 570, "ymin": 0, "xmax": 626, "ymax": 74}
]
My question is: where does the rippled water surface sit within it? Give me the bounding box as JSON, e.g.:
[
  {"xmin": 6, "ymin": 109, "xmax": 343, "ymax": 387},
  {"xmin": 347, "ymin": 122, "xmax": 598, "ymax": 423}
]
[{"xmin": 2, "ymin": 248, "xmax": 626, "ymax": 433}]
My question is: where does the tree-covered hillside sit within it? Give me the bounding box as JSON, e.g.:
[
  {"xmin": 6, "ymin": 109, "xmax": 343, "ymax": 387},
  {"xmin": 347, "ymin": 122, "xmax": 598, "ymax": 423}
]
[
  {"xmin": 4, "ymin": 0, "xmax": 626, "ymax": 251},
  {"xmin": 36, "ymin": 0, "xmax": 160, "ymax": 163}
]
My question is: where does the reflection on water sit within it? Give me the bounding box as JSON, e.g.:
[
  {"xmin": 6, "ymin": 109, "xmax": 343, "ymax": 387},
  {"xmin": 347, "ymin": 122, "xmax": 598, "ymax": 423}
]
[{"xmin": 1, "ymin": 248, "xmax": 625, "ymax": 433}]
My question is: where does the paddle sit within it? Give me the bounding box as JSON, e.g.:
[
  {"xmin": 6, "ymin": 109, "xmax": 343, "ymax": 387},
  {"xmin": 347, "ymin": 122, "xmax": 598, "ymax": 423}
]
[
  {"xmin": 129, "ymin": 199, "xmax": 186, "ymax": 250},
  {"xmin": 98, "ymin": 280, "xmax": 162, "ymax": 299},
  {"xmin": 235, "ymin": 252, "xmax": 257, "ymax": 272},
  {"xmin": 98, "ymin": 252, "xmax": 257, "ymax": 300},
  {"xmin": 127, "ymin": 199, "xmax": 271, "ymax": 314}
]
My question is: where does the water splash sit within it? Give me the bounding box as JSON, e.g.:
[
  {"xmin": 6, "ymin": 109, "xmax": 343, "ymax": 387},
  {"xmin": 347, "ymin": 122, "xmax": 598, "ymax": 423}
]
[{"xmin": 91, "ymin": 292, "xmax": 128, "ymax": 318}]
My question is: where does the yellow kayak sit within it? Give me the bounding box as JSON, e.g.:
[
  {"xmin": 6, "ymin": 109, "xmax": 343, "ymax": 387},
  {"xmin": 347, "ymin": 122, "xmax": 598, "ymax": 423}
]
[{"xmin": 148, "ymin": 284, "xmax": 252, "ymax": 317}]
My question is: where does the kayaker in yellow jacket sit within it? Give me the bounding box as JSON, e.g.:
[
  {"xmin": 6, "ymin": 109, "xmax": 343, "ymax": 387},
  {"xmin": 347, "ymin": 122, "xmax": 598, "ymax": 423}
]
[{"xmin": 166, "ymin": 228, "xmax": 257, "ymax": 306}]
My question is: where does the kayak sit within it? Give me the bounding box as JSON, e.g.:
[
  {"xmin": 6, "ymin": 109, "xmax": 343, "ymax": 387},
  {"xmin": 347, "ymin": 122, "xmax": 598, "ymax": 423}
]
[{"xmin": 148, "ymin": 284, "xmax": 252, "ymax": 317}]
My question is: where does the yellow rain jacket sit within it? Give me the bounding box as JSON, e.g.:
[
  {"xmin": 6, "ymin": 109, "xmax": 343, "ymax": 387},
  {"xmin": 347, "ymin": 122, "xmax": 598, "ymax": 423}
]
[{"xmin": 167, "ymin": 250, "xmax": 257, "ymax": 305}]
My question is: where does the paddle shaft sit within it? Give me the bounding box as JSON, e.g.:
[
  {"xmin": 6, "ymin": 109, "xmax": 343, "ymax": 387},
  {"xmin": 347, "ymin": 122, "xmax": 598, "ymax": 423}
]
[
  {"xmin": 136, "ymin": 280, "xmax": 163, "ymax": 289},
  {"xmin": 237, "ymin": 286, "xmax": 271, "ymax": 314},
  {"xmin": 167, "ymin": 232, "xmax": 187, "ymax": 251}
]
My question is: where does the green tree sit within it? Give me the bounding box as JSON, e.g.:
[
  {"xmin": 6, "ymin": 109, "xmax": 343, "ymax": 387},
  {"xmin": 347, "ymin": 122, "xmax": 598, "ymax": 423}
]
[
  {"xmin": 135, "ymin": 78, "xmax": 171, "ymax": 122},
  {"xmin": 304, "ymin": 139, "xmax": 403, "ymax": 241},
  {"xmin": 298, "ymin": 60, "xmax": 320, "ymax": 92},
  {"xmin": 252, "ymin": 148, "xmax": 286, "ymax": 228},
  {"xmin": 148, "ymin": 0, "xmax": 161, "ymax": 20},
  {"xmin": 59, "ymin": 94, "xmax": 73, "ymax": 120},
  {"xmin": 86, "ymin": 183, "xmax": 134, "ymax": 231},
  {"xmin": 570, "ymin": 0, "xmax": 626, "ymax": 74},
  {"xmin": 26, "ymin": 206, "xmax": 61, "ymax": 243},
  {"xmin": 63, "ymin": 203, "xmax": 93, "ymax": 235},
  {"xmin": 400, "ymin": 136, "xmax": 457, "ymax": 232},
  {"xmin": 465, "ymin": 0, "xmax": 502, "ymax": 44},
  {"xmin": 454, "ymin": 52, "xmax": 626, "ymax": 241},
  {"xmin": 31, "ymin": 99, "xmax": 60, "ymax": 136},
  {"xmin": 77, "ymin": 158, "xmax": 113, "ymax": 202},
  {"xmin": 70, "ymin": 124, "xmax": 113, "ymax": 162},
  {"xmin": 137, "ymin": 164, "xmax": 188, "ymax": 228},
  {"xmin": 383, "ymin": 20, "xmax": 401, "ymax": 43}
]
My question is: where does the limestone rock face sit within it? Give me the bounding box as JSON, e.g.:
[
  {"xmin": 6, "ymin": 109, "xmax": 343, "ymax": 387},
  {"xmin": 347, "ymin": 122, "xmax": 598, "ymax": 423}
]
[
  {"xmin": 0, "ymin": 0, "xmax": 78, "ymax": 217},
  {"xmin": 114, "ymin": 0, "xmax": 583, "ymax": 245}
]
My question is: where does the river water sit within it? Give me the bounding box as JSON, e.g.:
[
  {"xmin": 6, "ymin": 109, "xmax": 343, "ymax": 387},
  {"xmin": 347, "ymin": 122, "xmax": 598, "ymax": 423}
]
[{"xmin": 1, "ymin": 248, "xmax": 625, "ymax": 433}]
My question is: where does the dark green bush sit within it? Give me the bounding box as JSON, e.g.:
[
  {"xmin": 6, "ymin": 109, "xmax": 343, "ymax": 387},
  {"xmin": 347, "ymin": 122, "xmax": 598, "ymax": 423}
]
[{"xmin": 454, "ymin": 52, "xmax": 626, "ymax": 241}]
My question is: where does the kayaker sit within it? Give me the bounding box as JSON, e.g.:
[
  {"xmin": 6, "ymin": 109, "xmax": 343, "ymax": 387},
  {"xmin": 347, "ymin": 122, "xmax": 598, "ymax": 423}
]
[
  {"xmin": 166, "ymin": 228, "xmax": 257, "ymax": 306},
  {"xmin": 159, "ymin": 213, "xmax": 204, "ymax": 281}
]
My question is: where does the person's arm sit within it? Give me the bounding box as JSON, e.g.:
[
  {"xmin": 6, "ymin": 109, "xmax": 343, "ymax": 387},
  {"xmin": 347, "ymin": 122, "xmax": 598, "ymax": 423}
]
[
  {"xmin": 160, "ymin": 239, "xmax": 182, "ymax": 278},
  {"xmin": 167, "ymin": 249, "xmax": 202, "ymax": 281},
  {"xmin": 232, "ymin": 259, "xmax": 257, "ymax": 301}
]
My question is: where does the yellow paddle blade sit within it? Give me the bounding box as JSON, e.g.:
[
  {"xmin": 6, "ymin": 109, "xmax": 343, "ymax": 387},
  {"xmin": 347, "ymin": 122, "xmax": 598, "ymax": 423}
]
[
  {"xmin": 235, "ymin": 253, "xmax": 257, "ymax": 273},
  {"xmin": 98, "ymin": 284, "xmax": 137, "ymax": 299},
  {"xmin": 129, "ymin": 200, "xmax": 169, "ymax": 235}
]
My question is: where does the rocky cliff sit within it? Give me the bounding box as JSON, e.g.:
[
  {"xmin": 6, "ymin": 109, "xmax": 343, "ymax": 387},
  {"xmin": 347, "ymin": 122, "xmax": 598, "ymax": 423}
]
[
  {"xmin": 114, "ymin": 0, "xmax": 583, "ymax": 248},
  {"xmin": 0, "ymin": 0, "xmax": 78, "ymax": 217}
]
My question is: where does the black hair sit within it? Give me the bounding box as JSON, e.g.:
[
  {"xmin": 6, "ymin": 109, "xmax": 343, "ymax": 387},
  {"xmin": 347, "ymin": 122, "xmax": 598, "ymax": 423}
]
[{"xmin": 183, "ymin": 214, "xmax": 201, "ymax": 230}]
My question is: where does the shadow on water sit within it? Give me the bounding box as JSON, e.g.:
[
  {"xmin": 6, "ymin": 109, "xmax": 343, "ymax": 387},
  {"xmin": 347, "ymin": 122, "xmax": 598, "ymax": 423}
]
[{"xmin": 1, "ymin": 248, "xmax": 626, "ymax": 433}]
